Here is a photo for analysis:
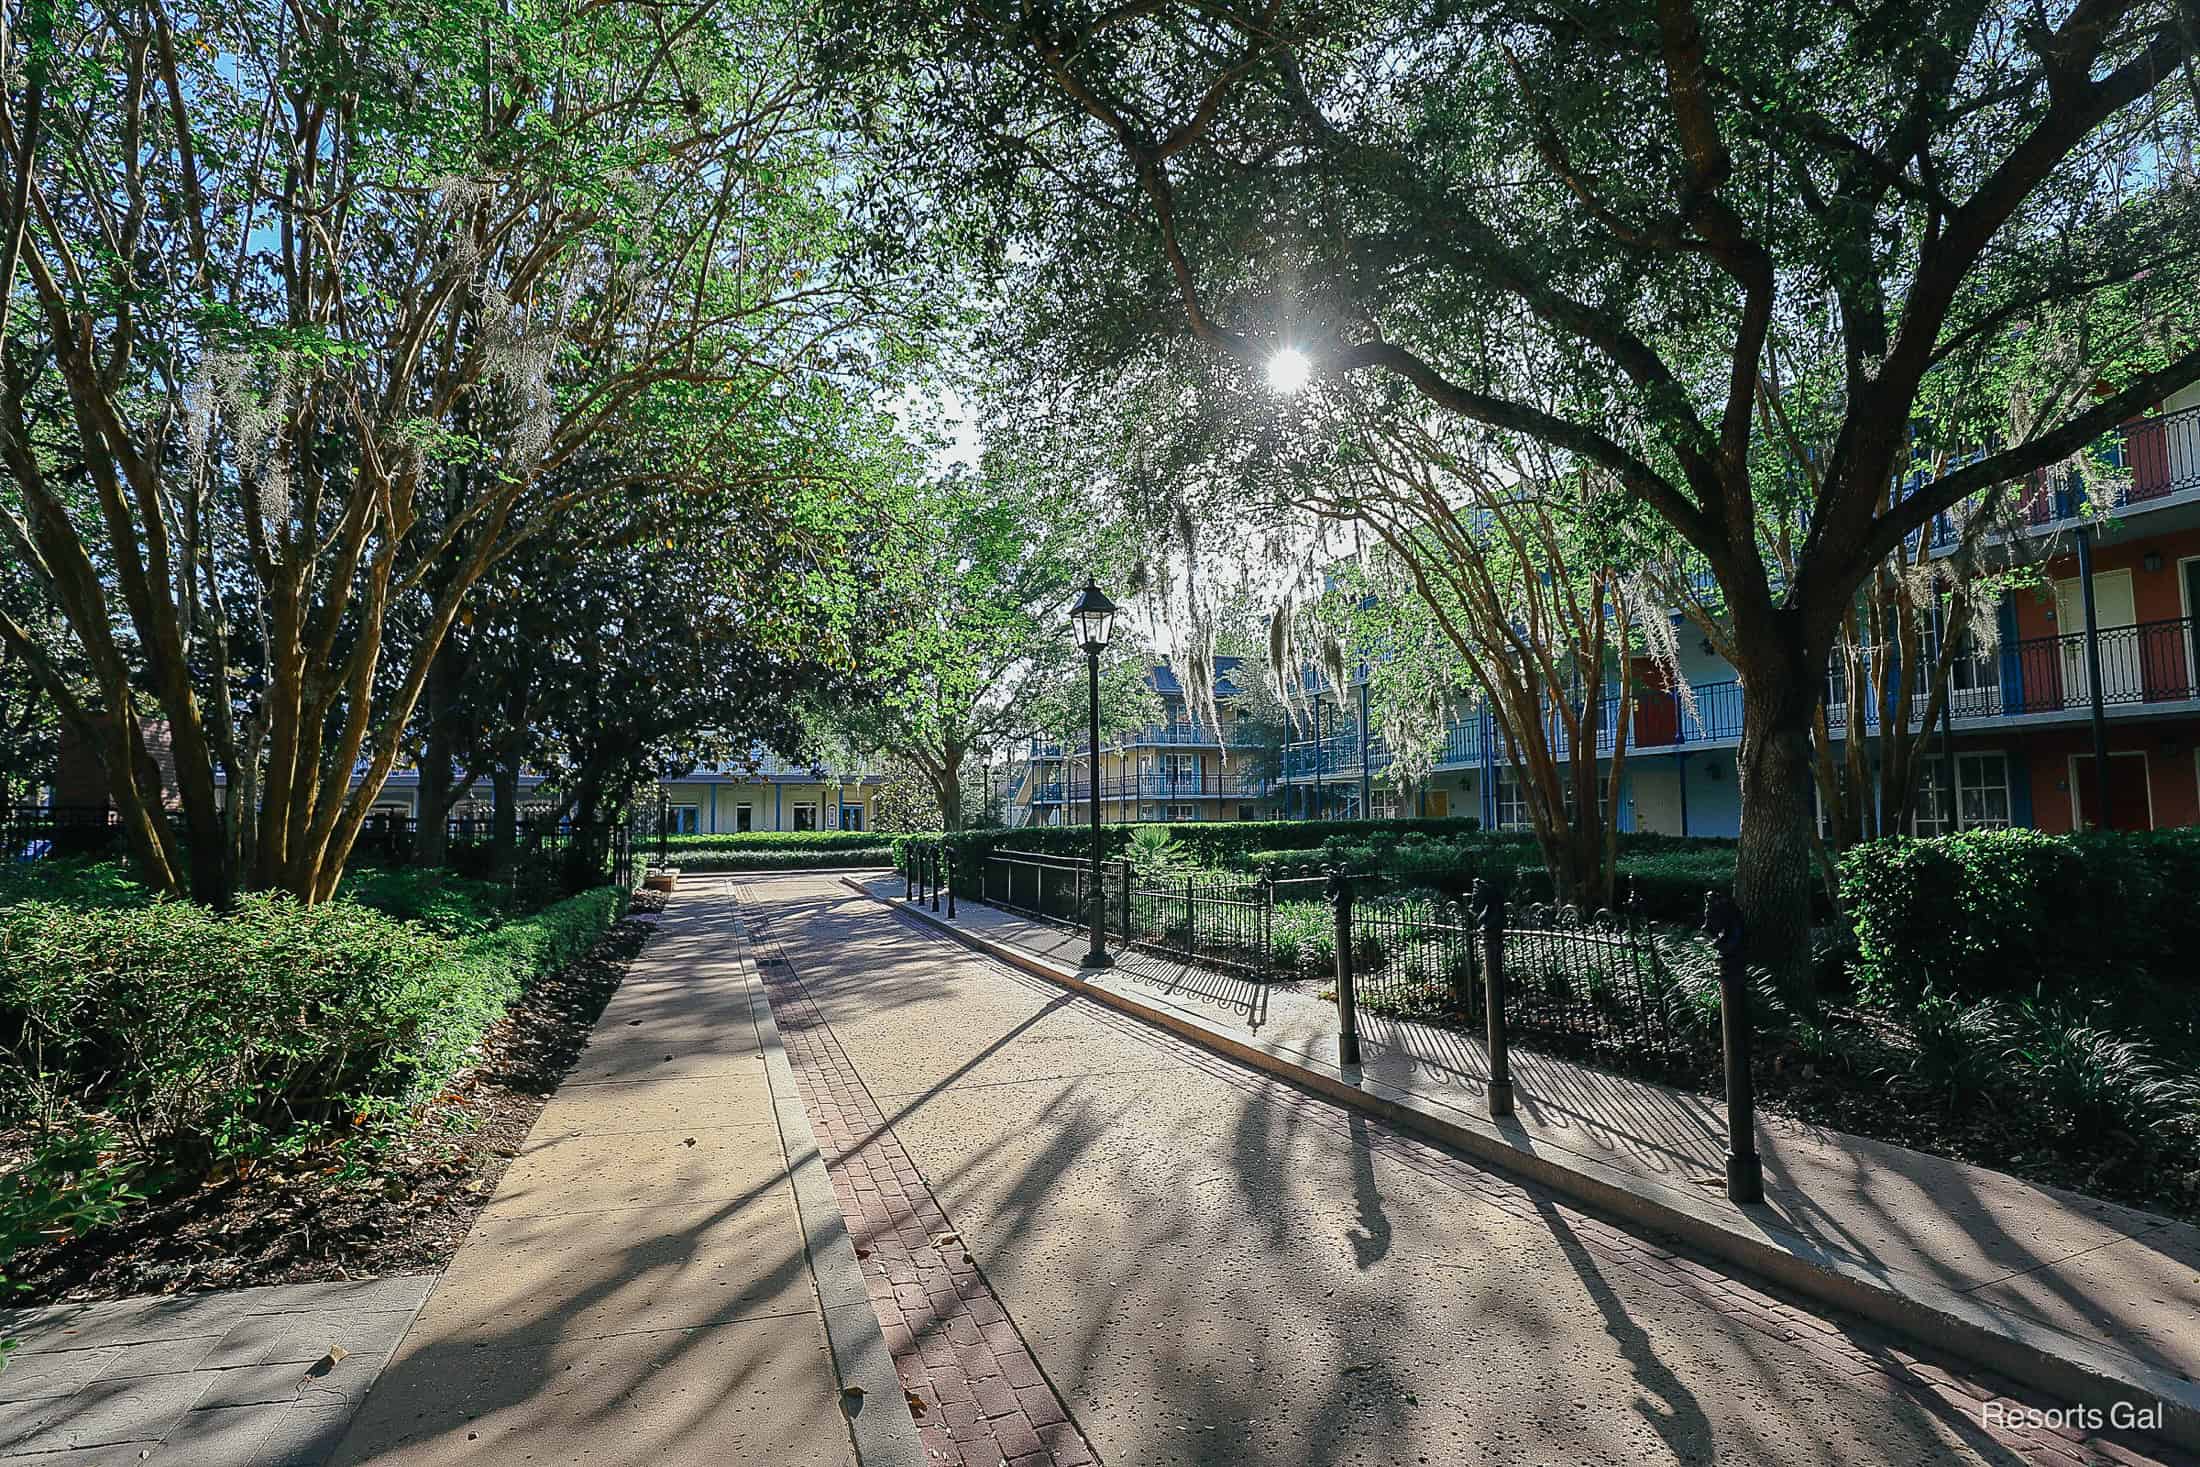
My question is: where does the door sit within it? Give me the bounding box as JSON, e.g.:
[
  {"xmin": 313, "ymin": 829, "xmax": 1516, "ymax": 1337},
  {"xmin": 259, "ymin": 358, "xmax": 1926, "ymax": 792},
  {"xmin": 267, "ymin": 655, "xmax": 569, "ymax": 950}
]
[
  {"xmin": 735, "ymin": 803, "xmax": 753, "ymax": 833},
  {"xmin": 1629, "ymin": 659, "xmax": 1679, "ymax": 747},
  {"xmin": 840, "ymin": 805, "xmax": 864, "ymax": 831},
  {"xmin": 2071, "ymin": 752, "xmax": 2152, "ymax": 831},
  {"xmin": 1427, "ymin": 790, "xmax": 1450, "ymax": 818},
  {"xmin": 792, "ymin": 802, "xmax": 818, "ymax": 832},
  {"xmin": 2054, "ymin": 571, "xmax": 2138, "ymax": 707}
]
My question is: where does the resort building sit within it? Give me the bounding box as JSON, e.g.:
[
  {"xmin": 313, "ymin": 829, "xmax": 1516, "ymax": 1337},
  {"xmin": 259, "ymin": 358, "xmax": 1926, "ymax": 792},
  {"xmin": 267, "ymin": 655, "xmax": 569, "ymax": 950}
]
[
  {"xmin": 1278, "ymin": 390, "xmax": 2200, "ymax": 836},
  {"xmin": 1008, "ymin": 657, "xmax": 1282, "ymax": 825}
]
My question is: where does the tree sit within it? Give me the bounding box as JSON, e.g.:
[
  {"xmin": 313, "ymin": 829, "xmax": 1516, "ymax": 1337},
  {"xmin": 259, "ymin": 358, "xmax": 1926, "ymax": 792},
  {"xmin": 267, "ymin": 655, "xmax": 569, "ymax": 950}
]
[
  {"xmin": 826, "ymin": 0, "xmax": 2200, "ymax": 971},
  {"xmin": 826, "ymin": 464, "xmax": 1138, "ymax": 829},
  {"xmin": 0, "ymin": 0, "xmax": 903, "ymax": 903}
]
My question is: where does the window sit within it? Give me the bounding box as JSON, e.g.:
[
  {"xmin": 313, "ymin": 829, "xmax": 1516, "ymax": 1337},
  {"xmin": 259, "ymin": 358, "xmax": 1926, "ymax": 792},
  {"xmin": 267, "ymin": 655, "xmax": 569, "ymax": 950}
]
[
  {"xmin": 735, "ymin": 803, "xmax": 754, "ymax": 833},
  {"xmin": 1494, "ymin": 768, "xmax": 1531, "ymax": 831},
  {"xmin": 1166, "ymin": 804, "xmax": 1199, "ymax": 821},
  {"xmin": 1238, "ymin": 804, "xmax": 1258, "ymax": 821},
  {"xmin": 792, "ymin": 802, "xmax": 818, "ymax": 832},
  {"xmin": 840, "ymin": 805, "xmax": 865, "ymax": 832},
  {"xmin": 1163, "ymin": 753, "xmax": 1197, "ymax": 783},
  {"xmin": 1913, "ymin": 753, "xmax": 2010, "ymax": 836},
  {"xmin": 667, "ymin": 804, "xmax": 701, "ymax": 835}
]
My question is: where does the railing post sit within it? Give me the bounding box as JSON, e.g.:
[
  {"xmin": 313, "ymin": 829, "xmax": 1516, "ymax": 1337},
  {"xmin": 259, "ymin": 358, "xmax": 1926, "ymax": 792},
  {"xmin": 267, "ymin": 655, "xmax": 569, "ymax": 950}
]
[
  {"xmin": 1328, "ymin": 868, "xmax": 1361, "ymax": 1067},
  {"xmin": 930, "ymin": 845, "xmax": 942, "ymax": 913},
  {"xmin": 1477, "ymin": 878, "xmax": 1512, "ymax": 1118},
  {"xmin": 1704, "ymin": 890, "xmax": 1763, "ymax": 1204},
  {"xmin": 1183, "ymin": 873, "xmax": 1197, "ymax": 962},
  {"xmin": 1446, "ymin": 900, "xmax": 1475, "ymax": 1012},
  {"xmin": 904, "ymin": 846, "xmax": 915, "ymax": 901},
  {"xmin": 945, "ymin": 847, "xmax": 956, "ymax": 918},
  {"xmin": 1119, "ymin": 858, "xmax": 1134, "ymax": 946}
]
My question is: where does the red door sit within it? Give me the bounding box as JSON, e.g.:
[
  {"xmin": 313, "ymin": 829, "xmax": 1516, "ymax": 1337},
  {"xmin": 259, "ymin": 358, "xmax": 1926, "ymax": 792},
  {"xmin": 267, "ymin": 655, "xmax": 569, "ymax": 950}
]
[
  {"xmin": 2074, "ymin": 753, "xmax": 2152, "ymax": 831},
  {"xmin": 1630, "ymin": 659, "xmax": 1679, "ymax": 747}
]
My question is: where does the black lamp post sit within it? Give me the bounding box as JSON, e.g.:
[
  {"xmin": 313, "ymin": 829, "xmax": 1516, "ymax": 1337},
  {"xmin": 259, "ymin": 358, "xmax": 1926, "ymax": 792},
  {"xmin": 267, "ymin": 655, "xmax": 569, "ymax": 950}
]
[{"xmin": 1069, "ymin": 581, "xmax": 1119, "ymax": 967}]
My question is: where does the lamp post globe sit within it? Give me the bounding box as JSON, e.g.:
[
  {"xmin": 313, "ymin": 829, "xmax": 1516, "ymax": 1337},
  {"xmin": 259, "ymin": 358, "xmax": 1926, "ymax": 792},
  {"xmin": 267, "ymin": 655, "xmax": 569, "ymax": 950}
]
[{"xmin": 1068, "ymin": 582, "xmax": 1118, "ymax": 967}]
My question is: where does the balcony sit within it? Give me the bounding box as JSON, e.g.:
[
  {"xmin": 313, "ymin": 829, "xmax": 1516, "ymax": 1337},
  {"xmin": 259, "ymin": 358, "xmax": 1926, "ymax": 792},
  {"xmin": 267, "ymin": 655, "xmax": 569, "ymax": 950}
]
[
  {"xmin": 1026, "ymin": 772, "xmax": 1274, "ymax": 803},
  {"xmin": 1027, "ymin": 722, "xmax": 1266, "ymax": 760},
  {"xmin": 1926, "ymin": 404, "xmax": 2200, "ymax": 547}
]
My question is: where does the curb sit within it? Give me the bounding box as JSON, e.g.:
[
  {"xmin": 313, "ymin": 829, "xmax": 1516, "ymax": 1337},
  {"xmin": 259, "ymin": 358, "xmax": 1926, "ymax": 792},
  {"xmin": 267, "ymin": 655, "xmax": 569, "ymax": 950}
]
[
  {"xmin": 846, "ymin": 878, "xmax": 2200, "ymax": 1455},
  {"xmin": 736, "ymin": 897, "xmax": 928, "ymax": 1467}
]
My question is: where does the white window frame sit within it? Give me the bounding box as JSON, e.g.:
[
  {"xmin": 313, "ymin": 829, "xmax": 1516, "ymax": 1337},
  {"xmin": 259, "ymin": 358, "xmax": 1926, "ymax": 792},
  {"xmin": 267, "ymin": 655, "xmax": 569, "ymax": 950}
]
[
  {"xmin": 1912, "ymin": 752, "xmax": 2012, "ymax": 836},
  {"xmin": 1165, "ymin": 803, "xmax": 1199, "ymax": 822},
  {"xmin": 735, "ymin": 802, "xmax": 754, "ymax": 833},
  {"xmin": 667, "ymin": 803, "xmax": 701, "ymax": 835},
  {"xmin": 1493, "ymin": 767, "xmax": 1531, "ymax": 831},
  {"xmin": 791, "ymin": 801, "xmax": 819, "ymax": 832}
]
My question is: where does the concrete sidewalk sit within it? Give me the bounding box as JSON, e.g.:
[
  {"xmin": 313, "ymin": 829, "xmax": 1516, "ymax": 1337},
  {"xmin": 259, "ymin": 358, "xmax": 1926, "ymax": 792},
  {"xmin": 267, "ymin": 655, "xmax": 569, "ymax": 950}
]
[
  {"xmin": 856, "ymin": 875, "xmax": 2200, "ymax": 1453},
  {"xmin": 328, "ymin": 890, "xmax": 922, "ymax": 1467}
]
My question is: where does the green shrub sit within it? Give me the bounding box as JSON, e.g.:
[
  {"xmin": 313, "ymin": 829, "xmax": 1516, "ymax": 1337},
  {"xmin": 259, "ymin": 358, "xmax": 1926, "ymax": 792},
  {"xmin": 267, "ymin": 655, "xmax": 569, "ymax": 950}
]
[
  {"xmin": 339, "ymin": 867, "xmax": 506, "ymax": 935},
  {"xmin": 0, "ymin": 861, "xmax": 153, "ymax": 913},
  {"xmin": 1838, "ymin": 827, "xmax": 2200, "ymax": 1005},
  {"xmin": 1998, "ymin": 999, "xmax": 2195, "ymax": 1136},
  {"xmin": 1270, "ymin": 901, "xmax": 1334, "ymax": 974},
  {"xmin": 661, "ymin": 829, "xmax": 910, "ymax": 853},
  {"xmin": 672, "ymin": 847, "xmax": 896, "ymax": 872},
  {"xmin": 1125, "ymin": 826, "xmax": 1186, "ymax": 875},
  {"xmin": 0, "ymin": 885, "xmax": 624, "ymax": 1173}
]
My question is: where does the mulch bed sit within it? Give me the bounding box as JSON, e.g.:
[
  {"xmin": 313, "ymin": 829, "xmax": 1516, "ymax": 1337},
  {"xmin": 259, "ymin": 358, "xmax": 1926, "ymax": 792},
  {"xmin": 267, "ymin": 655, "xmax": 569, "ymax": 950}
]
[{"xmin": 3, "ymin": 890, "xmax": 669, "ymax": 1307}]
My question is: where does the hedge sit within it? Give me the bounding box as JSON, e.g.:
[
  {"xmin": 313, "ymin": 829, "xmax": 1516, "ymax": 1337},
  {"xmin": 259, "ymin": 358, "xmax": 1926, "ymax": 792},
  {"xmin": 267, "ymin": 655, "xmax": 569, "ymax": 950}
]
[
  {"xmin": 660, "ymin": 829, "xmax": 912, "ymax": 854},
  {"xmin": 892, "ymin": 818, "xmax": 1488, "ymax": 877},
  {"xmin": 891, "ymin": 820, "xmax": 1767, "ymax": 926},
  {"xmin": 668, "ymin": 847, "xmax": 897, "ymax": 872},
  {"xmin": 1839, "ymin": 827, "xmax": 2200, "ymax": 1006},
  {"xmin": 0, "ymin": 880, "xmax": 628, "ymax": 1285}
]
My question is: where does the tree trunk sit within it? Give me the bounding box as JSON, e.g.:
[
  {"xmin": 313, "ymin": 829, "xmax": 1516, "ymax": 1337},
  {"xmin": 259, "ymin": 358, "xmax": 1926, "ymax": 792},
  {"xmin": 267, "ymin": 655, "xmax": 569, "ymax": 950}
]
[
  {"xmin": 935, "ymin": 744, "xmax": 966, "ymax": 831},
  {"xmin": 492, "ymin": 762, "xmax": 519, "ymax": 881},
  {"xmin": 412, "ymin": 648, "xmax": 460, "ymax": 868},
  {"xmin": 1734, "ymin": 668, "xmax": 1819, "ymax": 991}
]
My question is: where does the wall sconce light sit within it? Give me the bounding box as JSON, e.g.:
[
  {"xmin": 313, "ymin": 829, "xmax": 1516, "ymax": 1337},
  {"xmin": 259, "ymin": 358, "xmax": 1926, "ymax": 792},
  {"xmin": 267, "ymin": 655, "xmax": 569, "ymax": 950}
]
[{"xmin": 2143, "ymin": 551, "xmax": 2164, "ymax": 572}]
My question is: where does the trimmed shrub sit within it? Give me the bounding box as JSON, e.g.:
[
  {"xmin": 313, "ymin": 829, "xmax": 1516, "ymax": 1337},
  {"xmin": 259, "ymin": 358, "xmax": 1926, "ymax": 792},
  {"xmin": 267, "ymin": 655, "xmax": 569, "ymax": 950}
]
[
  {"xmin": 339, "ymin": 867, "xmax": 507, "ymax": 935},
  {"xmin": 1837, "ymin": 827, "xmax": 2200, "ymax": 1006},
  {"xmin": 0, "ymin": 885, "xmax": 625, "ymax": 1168},
  {"xmin": 671, "ymin": 847, "xmax": 896, "ymax": 872},
  {"xmin": 661, "ymin": 830, "xmax": 910, "ymax": 853}
]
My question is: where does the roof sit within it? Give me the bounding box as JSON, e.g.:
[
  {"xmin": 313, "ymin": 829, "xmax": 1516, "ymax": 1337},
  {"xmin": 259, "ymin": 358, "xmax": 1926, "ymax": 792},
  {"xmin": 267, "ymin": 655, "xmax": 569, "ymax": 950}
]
[{"xmin": 1150, "ymin": 655, "xmax": 1247, "ymax": 701}]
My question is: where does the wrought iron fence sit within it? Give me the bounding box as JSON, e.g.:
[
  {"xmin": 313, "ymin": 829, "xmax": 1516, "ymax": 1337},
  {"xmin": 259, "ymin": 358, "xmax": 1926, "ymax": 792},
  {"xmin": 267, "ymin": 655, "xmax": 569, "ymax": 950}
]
[
  {"xmin": 1123, "ymin": 871, "xmax": 1272, "ymax": 975},
  {"xmin": 1499, "ymin": 902, "xmax": 1694, "ymax": 1061},
  {"xmin": 904, "ymin": 845, "xmax": 1705, "ymax": 1063},
  {"xmin": 1345, "ymin": 895, "xmax": 1486, "ymax": 1021},
  {"xmin": 2, "ymin": 805, "xmax": 124, "ymax": 862}
]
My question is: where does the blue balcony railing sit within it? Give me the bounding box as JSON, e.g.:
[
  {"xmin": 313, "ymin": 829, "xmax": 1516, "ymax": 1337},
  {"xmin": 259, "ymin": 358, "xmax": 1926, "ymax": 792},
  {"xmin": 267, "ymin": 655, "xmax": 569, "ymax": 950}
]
[{"xmin": 1026, "ymin": 771, "xmax": 1274, "ymax": 803}]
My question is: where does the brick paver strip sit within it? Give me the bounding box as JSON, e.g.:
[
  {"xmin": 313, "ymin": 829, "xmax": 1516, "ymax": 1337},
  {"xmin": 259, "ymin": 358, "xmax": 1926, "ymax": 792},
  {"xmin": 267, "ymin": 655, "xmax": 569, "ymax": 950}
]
[
  {"xmin": 739, "ymin": 908, "xmax": 1101, "ymax": 1467},
  {"xmin": 840, "ymin": 882, "xmax": 2194, "ymax": 1467}
]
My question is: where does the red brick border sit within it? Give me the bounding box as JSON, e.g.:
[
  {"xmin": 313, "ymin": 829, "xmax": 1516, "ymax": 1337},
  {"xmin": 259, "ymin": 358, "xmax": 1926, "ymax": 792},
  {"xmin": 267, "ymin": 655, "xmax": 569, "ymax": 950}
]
[{"xmin": 743, "ymin": 915, "xmax": 1099, "ymax": 1467}]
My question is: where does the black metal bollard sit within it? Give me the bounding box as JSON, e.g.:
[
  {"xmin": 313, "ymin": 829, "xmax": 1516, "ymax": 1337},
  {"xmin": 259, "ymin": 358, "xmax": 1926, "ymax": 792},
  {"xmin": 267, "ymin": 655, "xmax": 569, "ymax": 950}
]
[
  {"xmin": 1183, "ymin": 874, "xmax": 1197, "ymax": 962},
  {"xmin": 930, "ymin": 846, "xmax": 942, "ymax": 913},
  {"xmin": 1328, "ymin": 868, "xmax": 1362, "ymax": 1066},
  {"xmin": 1704, "ymin": 890, "xmax": 1763, "ymax": 1204},
  {"xmin": 1476, "ymin": 878, "xmax": 1513, "ymax": 1119},
  {"xmin": 904, "ymin": 847, "xmax": 915, "ymax": 902},
  {"xmin": 945, "ymin": 848, "xmax": 956, "ymax": 918},
  {"xmin": 1119, "ymin": 858, "xmax": 1135, "ymax": 947}
]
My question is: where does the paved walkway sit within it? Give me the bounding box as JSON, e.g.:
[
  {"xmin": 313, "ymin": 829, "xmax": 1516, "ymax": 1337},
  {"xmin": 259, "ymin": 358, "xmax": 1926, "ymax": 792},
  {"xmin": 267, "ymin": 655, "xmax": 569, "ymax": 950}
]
[
  {"xmin": 736, "ymin": 872, "xmax": 2194, "ymax": 1466},
  {"xmin": 0, "ymin": 1277, "xmax": 432, "ymax": 1463},
  {"xmin": 880, "ymin": 878, "xmax": 2200, "ymax": 1395},
  {"xmin": 322, "ymin": 890, "xmax": 920, "ymax": 1467}
]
